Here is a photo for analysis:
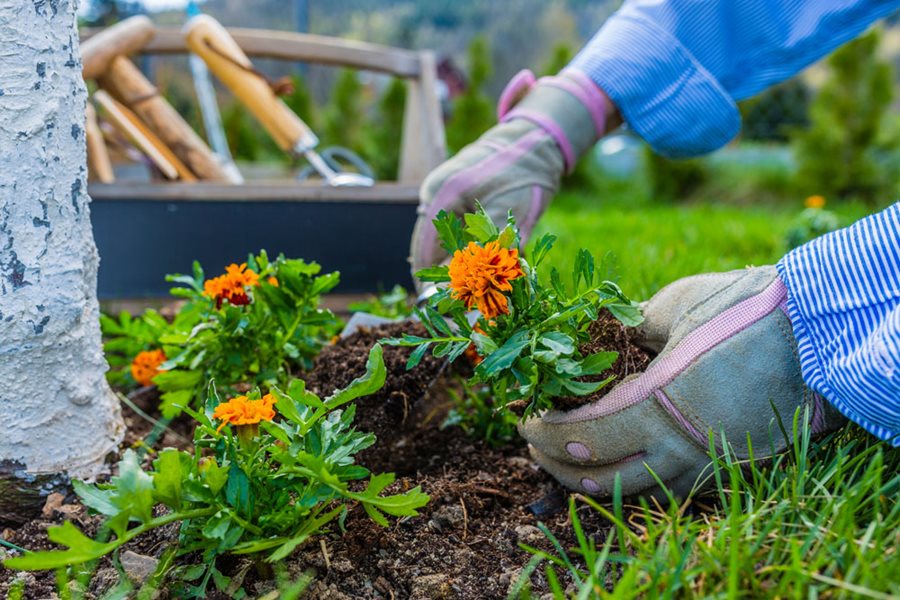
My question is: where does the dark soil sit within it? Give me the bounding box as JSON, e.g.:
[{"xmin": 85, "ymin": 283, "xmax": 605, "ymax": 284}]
[
  {"xmin": 302, "ymin": 322, "xmax": 446, "ymax": 469},
  {"xmin": 552, "ymin": 311, "xmax": 654, "ymax": 411},
  {"xmin": 1, "ymin": 320, "xmax": 645, "ymax": 599}
]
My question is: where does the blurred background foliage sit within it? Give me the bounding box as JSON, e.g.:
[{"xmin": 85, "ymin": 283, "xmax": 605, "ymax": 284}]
[{"xmin": 82, "ymin": 1, "xmax": 899, "ymax": 271}]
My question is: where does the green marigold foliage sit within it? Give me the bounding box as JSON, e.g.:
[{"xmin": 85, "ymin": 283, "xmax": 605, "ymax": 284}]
[
  {"xmin": 4, "ymin": 346, "xmax": 429, "ymax": 597},
  {"xmin": 386, "ymin": 205, "xmax": 642, "ymax": 418},
  {"xmin": 102, "ymin": 251, "xmax": 342, "ymax": 418}
]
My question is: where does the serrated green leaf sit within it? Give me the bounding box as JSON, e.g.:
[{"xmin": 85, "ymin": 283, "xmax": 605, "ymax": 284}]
[
  {"xmin": 325, "ymin": 344, "xmax": 386, "ymax": 409},
  {"xmin": 464, "ymin": 210, "xmax": 500, "ymax": 243},
  {"xmin": 2, "ymin": 522, "xmax": 118, "ymax": 570},
  {"xmin": 153, "ymin": 449, "xmax": 188, "ymax": 510},
  {"xmin": 607, "ymin": 303, "xmax": 644, "ymax": 327},
  {"xmin": 579, "ymin": 351, "xmax": 618, "ymax": 376},
  {"xmin": 433, "ymin": 210, "xmax": 466, "ymax": 253},
  {"xmin": 415, "ymin": 266, "xmax": 451, "ymax": 283},
  {"xmin": 407, "ymin": 343, "xmax": 430, "ymax": 369},
  {"xmin": 476, "ymin": 330, "xmax": 530, "ymax": 377},
  {"xmin": 539, "ymin": 331, "xmax": 575, "ymax": 355}
]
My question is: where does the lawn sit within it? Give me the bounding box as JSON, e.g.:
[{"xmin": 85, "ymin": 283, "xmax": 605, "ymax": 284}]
[
  {"xmin": 519, "ymin": 179, "xmax": 900, "ymax": 598},
  {"xmin": 537, "ymin": 170, "xmax": 873, "ymax": 300}
]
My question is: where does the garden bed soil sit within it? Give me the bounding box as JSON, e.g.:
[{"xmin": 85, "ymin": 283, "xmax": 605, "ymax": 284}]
[
  {"xmin": 1, "ymin": 316, "xmax": 651, "ymax": 599},
  {"xmin": 552, "ymin": 311, "xmax": 654, "ymax": 411}
]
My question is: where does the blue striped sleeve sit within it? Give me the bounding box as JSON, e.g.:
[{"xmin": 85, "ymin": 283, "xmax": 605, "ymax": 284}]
[
  {"xmin": 777, "ymin": 203, "xmax": 900, "ymax": 445},
  {"xmin": 569, "ymin": 0, "xmax": 900, "ymax": 158}
]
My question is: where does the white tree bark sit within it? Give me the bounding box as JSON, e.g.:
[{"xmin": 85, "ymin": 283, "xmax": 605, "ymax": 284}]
[{"xmin": 0, "ymin": 0, "xmax": 123, "ymax": 483}]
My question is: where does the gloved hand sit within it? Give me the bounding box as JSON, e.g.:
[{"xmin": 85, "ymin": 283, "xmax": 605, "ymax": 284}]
[
  {"xmin": 518, "ymin": 266, "xmax": 847, "ymax": 500},
  {"xmin": 410, "ymin": 68, "xmax": 617, "ymax": 276}
]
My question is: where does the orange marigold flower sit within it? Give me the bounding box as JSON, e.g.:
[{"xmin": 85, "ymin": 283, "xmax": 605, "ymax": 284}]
[
  {"xmin": 465, "ymin": 324, "xmax": 487, "ymax": 366},
  {"xmin": 449, "ymin": 241, "xmax": 524, "ymax": 319},
  {"xmin": 212, "ymin": 393, "xmax": 277, "ymax": 434},
  {"xmin": 805, "ymin": 195, "xmax": 826, "ymax": 209},
  {"xmin": 203, "ymin": 263, "xmax": 261, "ymax": 307},
  {"xmin": 131, "ymin": 349, "xmax": 167, "ymax": 387},
  {"xmin": 267, "ymin": 276, "xmax": 279, "ymax": 287}
]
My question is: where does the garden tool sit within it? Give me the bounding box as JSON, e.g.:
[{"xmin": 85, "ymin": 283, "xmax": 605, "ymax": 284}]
[
  {"xmin": 93, "ymin": 90, "xmax": 197, "ymax": 182},
  {"xmin": 518, "ymin": 266, "xmax": 847, "ymax": 501},
  {"xmin": 185, "ymin": 0, "xmax": 244, "ymax": 183},
  {"xmin": 85, "ymin": 104, "xmax": 114, "ymax": 183},
  {"xmin": 84, "ymin": 15, "xmax": 233, "ymax": 182},
  {"xmin": 184, "ymin": 15, "xmax": 374, "ymax": 187},
  {"xmin": 80, "ymin": 14, "xmax": 155, "ymax": 81}
]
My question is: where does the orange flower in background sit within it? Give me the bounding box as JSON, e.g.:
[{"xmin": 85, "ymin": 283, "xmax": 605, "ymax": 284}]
[
  {"xmin": 131, "ymin": 349, "xmax": 167, "ymax": 387},
  {"xmin": 464, "ymin": 325, "xmax": 488, "ymax": 366},
  {"xmin": 805, "ymin": 195, "xmax": 826, "ymax": 209},
  {"xmin": 203, "ymin": 263, "xmax": 261, "ymax": 307},
  {"xmin": 267, "ymin": 276, "xmax": 279, "ymax": 287},
  {"xmin": 449, "ymin": 241, "xmax": 524, "ymax": 319},
  {"xmin": 212, "ymin": 393, "xmax": 277, "ymax": 434}
]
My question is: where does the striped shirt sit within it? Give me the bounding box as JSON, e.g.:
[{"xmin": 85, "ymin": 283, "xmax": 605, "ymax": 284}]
[
  {"xmin": 571, "ymin": 0, "xmax": 900, "ymax": 158},
  {"xmin": 779, "ymin": 204, "xmax": 899, "ymax": 445},
  {"xmin": 571, "ymin": 0, "xmax": 900, "ymax": 444}
]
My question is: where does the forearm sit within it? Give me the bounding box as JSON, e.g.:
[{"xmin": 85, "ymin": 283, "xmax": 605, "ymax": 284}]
[
  {"xmin": 569, "ymin": 0, "xmax": 900, "ymax": 157},
  {"xmin": 777, "ymin": 203, "xmax": 900, "ymax": 445}
]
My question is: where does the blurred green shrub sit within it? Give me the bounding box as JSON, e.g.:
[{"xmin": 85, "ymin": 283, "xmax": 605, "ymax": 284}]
[
  {"xmin": 792, "ymin": 28, "xmax": 900, "ymax": 206},
  {"xmin": 447, "ymin": 36, "xmax": 495, "ymax": 153},
  {"xmin": 643, "ymin": 146, "xmax": 709, "ymax": 202},
  {"xmin": 740, "ymin": 78, "xmax": 810, "ymax": 142},
  {"xmin": 785, "ymin": 196, "xmax": 841, "ymax": 250},
  {"xmin": 367, "ymin": 78, "xmax": 407, "ymax": 180}
]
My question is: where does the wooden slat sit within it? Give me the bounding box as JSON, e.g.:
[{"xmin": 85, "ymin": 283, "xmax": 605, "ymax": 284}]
[
  {"xmin": 399, "ymin": 51, "xmax": 447, "ymax": 183},
  {"xmin": 88, "ymin": 182, "xmax": 420, "ymax": 203},
  {"xmin": 82, "ymin": 27, "xmax": 422, "ymax": 78}
]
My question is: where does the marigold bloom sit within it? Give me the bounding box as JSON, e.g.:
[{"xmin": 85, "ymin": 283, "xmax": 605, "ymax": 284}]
[
  {"xmin": 805, "ymin": 195, "xmax": 826, "ymax": 209},
  {"xmin": 131, "ymin": 349, "xmax": 167, "ymax": 387},
  {"xmin": 203, "ymin": 263, "xmax": 261, "ymax": 307},
  {"xmin": 267, "ymin": 276, "xmax": 279, "ymax": 287},
  {"xmin": 449, "ymin": 241, "xmax": 524, "ymax": 319},
  {"xmin": 212, "ymin": 393, "xmax": 277, "ymax": 434},
  {"xmin": 465, "ymin": 325, "xmax": 487, "ymax": 366}
]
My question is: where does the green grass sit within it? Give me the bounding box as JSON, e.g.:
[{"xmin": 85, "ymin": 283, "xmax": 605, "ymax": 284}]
[
  {"xmin": 520, "ymin": 179, "xmax": 897, "ymax": 598},
  {"xmin": 516, "ymin": 414, "xmax": 900, "ymax": 599},
  {"xmin": 536, "ymin": 178, "xmax": 871, "ymax": 300}
]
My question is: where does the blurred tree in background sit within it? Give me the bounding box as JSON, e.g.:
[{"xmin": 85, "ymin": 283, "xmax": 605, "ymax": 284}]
[
  {"xmin": 793, "ymin": 28, "xmax": 900, "ymax": 206},
  {"xmin": 367, "ymin": 77, "xmax": 407, "ymax": 180},
  {"xmin": 643, "ymin": 147, "xmax": 709, "ymax": 202},
  {"xmin": 447, "ymin": 35, "xmax": 495, "ymax": 153},
  {"xmin": 740, "ymin": 78, "xmax": 810, "ymax": 142},
  {"xmin": 323, "ymin": 68, "xmax": 369, "ymax": 157},
  {"xmin": 283, "ymin": 74, "xmax": 320, "ymax": 133},
  {"xmin": 540, "ymin": 43, "xmax": 574, "ymax": 76}
]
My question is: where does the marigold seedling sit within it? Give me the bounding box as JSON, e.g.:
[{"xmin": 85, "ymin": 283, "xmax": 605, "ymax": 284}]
[
  {"xmin": 3, "ymin": 345, "xmax": 429, "ymax": 596},
  {"xmin": 385, "ymin": 204, "xmax": 643, "ymax": 418}
]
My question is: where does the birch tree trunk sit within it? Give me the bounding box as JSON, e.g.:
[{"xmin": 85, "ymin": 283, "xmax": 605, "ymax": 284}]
[{"xmin": 0, "ymin": 0, "xmax": 123, "ymax": 522}]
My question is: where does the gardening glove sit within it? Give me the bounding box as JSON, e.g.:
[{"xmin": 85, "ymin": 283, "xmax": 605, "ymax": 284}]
[
  {"xmin": 410, "ymin": 69, "xmax": 616, "ymax": 279},
  {"xmin": 518, "ymin": 266, "xmax": 847, "ymax": 500}
]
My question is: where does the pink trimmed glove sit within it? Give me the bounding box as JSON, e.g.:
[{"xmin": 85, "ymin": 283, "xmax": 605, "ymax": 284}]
[
  {"xmin": 410, "ymin": 69, "xmax": 615, "ymax": 277},
  {"xmin": 519, "ymin": 267, "xmax": 847, "ymax": 500}
]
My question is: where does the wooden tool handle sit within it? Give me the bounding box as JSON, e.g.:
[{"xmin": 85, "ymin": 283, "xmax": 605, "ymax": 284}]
[
  {"xmin": 81, "ymin": 15, "xmax": 155, "ymax": 81},
  {"xmin": 94, "ymin": 90, "xmax": 196, "ymax": 182},
  {"xmin": 99, "ymin": 56, "xmax": 234, "ymax": 182},
  {"xmin": 184, "ymin": 15, "xmax": 315, "ymax": 152},
  {"xmin": 85, "ymin": 104, "xmax": 114, "ymax": 183}
]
